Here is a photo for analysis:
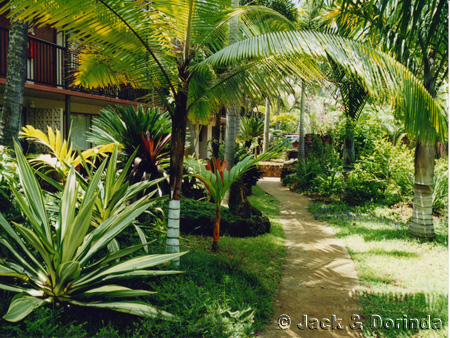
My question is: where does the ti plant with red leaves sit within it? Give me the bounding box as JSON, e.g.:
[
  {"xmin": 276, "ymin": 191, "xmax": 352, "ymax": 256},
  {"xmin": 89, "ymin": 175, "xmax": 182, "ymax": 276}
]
[{"xmin": 184, "ymin": 141, "xmax": 287, "ymax": 250}]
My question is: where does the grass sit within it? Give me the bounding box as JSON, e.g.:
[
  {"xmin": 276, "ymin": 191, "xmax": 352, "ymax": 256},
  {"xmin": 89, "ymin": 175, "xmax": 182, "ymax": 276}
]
[
  {"xmin": 0, "ymin": 185, "xmax": 285, "ymax": 337},
  {"xmin": 309, "ymin": 202, "xmax": 448, "ymax": 338}
]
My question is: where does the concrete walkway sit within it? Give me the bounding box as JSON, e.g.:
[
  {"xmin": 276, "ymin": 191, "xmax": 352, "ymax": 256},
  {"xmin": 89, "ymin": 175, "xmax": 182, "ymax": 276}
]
[{"xmin": 257, "ymin": 178, "xmax": 362, "ymax": 338}]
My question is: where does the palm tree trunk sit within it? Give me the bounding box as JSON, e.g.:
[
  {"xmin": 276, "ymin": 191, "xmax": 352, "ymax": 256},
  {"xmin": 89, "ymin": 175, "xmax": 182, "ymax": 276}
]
[
  {"xmin": 263, "ymin": 96, "xmax": 271, "ymax": 152},
  {"xmin": 297, "ymin": 80, "xmax": 306, "ymax": 162},
  {"xmin": 409, "ymin": 55, "xmax": 438, "ymax": 239},
  {"xmin": 342, "ymin": 117, "xmax": 356, "ymax": 182},
  {"xmin": 0, "ymin": 19, "xmax": 28, "ymax": 148},
  {"xmin": 274, "ymin": 98, "xmax": 281, "ymax": 130},
  {"xmin": 408, "ymin": 142, "xmax": 436, "ymax": 238},
  {"xmin": 166, "ymin": 66, "xmax": 189, "ymax": 266}
]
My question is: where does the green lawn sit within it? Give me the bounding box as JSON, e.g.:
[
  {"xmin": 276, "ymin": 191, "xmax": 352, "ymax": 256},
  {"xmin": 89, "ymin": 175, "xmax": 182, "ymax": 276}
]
[
  {"xmin": 310, "ymin": 202, "xmax": 448, "ymax": 338},
  {"xmin": 0, "ymin": 186, "xmax": 285, "ymax": 337}
]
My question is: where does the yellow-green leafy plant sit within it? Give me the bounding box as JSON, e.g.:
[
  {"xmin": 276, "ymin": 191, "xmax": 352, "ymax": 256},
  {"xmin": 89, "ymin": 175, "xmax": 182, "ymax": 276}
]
[
  {"xmin": 0, "ymin": 141, "xmax": 184, "ymax": 322},
  {"xmin": 20, "ymin": 125, "xmax": 117, "ymax": 177},
  {"xmin": 42, "ymin": 146, "xmax": 163, "ymax": 252}
]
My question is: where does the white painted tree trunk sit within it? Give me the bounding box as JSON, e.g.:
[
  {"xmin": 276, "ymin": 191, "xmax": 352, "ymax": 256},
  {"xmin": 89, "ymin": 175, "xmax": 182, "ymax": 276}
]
[
  {"xmin": 409, "ymin": 142, "xmax": 436, "ymax": 239},
  {"xmin": 166, "ymin": 199, "xmax": 181, "ymax": 265}
]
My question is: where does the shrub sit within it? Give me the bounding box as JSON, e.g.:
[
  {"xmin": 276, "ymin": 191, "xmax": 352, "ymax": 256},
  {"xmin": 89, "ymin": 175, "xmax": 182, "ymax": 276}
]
[
  {"xmin": 282, "ymin": 143, "xmax": 343, "ymax": 197},
  {"xmin": 0, "ymin": 145, "xmax": 21, "ymax": 222},
  {"xmin": 176, "ymin": 198, "xmax": 270, "ymax": 237},
  {"xmin": 346, "ymin": 139, "xmax": 414, "ymax": 205},
  {"xmin": 0, "ymin": 142, "xmax": 183, "ymax": 322},
  {"xmin": 433, "ymin": 157, "xmax": 448, "ymax": 214}
]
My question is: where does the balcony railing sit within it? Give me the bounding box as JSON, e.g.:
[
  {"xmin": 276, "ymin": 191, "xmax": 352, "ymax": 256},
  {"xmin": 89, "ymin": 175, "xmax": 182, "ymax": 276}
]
[{"xmin": 0, "ymin": 26, "xmax": 148, "ymax": 101}]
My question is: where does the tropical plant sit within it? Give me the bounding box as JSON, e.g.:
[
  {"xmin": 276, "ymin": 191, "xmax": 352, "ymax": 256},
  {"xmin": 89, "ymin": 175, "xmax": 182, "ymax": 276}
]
[
  {"xmin": 5, "ymin": 0, "xmax": 446, "ymax": 260},
  {"xmin": 88, "ymin": 105, "xmax": 171, "ymax": 186},
  {"xmin": 40, "ymin": 146, "xmax": 161, "ymax": 252},
  {"xmin": 185, "ymin": 141, "xmax": 285, "ymax": 250},
  {"xmin": 432, "ymin": 158, "xmax": 448, "ymax": 214},
  {"xmin": 239, "ymin": 115, "xmax": 264, "ymax": 152},
  {"xmin": 19, "ymin": 125, "xmax": 116, "ymax": 179},
  {"xmin": 0, "ymin": 141, "xmax": 184, "ymax": 322}
]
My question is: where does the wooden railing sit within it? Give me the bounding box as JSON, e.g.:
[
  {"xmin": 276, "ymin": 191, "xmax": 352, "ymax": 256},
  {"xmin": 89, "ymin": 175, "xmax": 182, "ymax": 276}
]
[{"xmin": 0, "ymin": 26, "xmax": 148, "ymax": 101}]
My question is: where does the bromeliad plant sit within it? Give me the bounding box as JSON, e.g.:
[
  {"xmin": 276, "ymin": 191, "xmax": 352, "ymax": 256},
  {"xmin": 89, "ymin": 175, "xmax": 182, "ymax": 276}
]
[
  {"xmin": 0, "ymin": 141, "xmax": 184, "ymax": 322},
  {"xmin": 184, "ymin": 141, "xmax": 286, "ymax": 251},
  {"xmin": 87, "ymin": 105, "xmax": 172, "ymax": 189}
]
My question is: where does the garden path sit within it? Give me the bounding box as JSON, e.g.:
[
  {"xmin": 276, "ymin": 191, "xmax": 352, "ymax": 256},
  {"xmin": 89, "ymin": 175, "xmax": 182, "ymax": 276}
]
[{"xmin": 257, "ymin": 177, "xmax": 362, "ymax": 338}]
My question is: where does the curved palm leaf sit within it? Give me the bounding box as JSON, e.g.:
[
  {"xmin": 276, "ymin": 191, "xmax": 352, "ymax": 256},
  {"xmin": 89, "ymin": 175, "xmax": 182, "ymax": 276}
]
[{"xmin": 200, "ymin": 30, "xmax": 447, "ymax": 143}]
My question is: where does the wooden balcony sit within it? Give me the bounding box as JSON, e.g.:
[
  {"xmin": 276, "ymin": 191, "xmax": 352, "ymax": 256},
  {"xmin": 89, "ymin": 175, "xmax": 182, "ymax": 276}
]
[{"xmin": 0, "ymin": 25, "xmax": 148, "ymax": 102}]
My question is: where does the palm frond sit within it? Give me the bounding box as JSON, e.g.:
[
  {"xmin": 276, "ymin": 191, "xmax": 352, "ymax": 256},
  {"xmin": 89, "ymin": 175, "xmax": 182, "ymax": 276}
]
[{"xmin": 200, "ymin": 30, "xmax": 447, "ymax": 143}]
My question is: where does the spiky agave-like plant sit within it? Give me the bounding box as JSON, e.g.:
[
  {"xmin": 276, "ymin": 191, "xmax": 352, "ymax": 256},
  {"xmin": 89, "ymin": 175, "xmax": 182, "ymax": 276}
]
[{"xmin": 0, "ymin": 141, "xmax": 184, "ymax": 322}]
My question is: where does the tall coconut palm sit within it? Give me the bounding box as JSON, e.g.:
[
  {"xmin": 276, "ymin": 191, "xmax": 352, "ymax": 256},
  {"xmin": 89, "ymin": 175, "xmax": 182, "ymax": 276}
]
[
  {"xmin": 4, "ymin": 0, "xmax": 446, "ymax": 261},
  {"xmin": 320, "ymin": 0, "xmax": 448, "ymax": 237},
  {"xmin": 0, "ymin": 15, "xmax": 28, "ymax": 148}
]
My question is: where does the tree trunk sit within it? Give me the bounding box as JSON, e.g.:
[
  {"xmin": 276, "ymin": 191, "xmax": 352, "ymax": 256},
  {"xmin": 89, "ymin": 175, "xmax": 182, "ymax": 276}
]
[
  {"xmin": 0, "ymin": 19, "xmax": 28, "ymax": 148},
  {"xmin": 166, "ymin": 66, "xmax": 189, "ymax": 266},
  {"xmin": 409, "ymin": 54, "xmax": 438, "ymax": 239},
  {"xmin": 263, "ymin": 96, "xmax": 271, "ymax": 152},
  {"xmin": 408, "ymin": 142, "xmax": 436, "ymax": 239},
  {"xmin": 297, "ymin": 80, "xmax": 306, "ymax": 163},
  {"xmin": 212, "ymin": 107, "xmax": 222, "ymax": 159},
  {"xmin": 341, "ymin": 117, "xmax": 356, "ymax": 202},
  {"xmin": 212, "ymin": 203, "xmax": 221, "ymax": 251},
  {"xmin": 274, "ymin": 98, "xmax": 281, "ymax": 130},
  {"xmin": 342, "ymin": 117, "xmax": 356, "ymax": 182}
]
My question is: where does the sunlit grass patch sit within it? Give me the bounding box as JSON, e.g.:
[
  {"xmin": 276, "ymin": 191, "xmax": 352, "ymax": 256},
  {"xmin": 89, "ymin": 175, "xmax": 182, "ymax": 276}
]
[{"xmin": 310, "ymin": 202, "xmax": 448, "ymax": 338}]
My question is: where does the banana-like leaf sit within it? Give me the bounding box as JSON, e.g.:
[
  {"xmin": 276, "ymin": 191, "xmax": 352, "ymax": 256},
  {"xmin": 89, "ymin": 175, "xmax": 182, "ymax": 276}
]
[{"xmin": 3, "ymin": 296, "xmax": 48, "ymax": 322}]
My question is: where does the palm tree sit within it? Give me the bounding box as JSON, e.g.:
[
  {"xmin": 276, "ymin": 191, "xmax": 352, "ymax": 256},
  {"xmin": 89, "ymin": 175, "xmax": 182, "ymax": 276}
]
[
  {"xmin": 321, "ymin": 0, "xmax": 448, "ymax": 237},
  {"xmin": 0, "ymin": 15, "xmax": 28, "ymax": 148},
  {"xmin": 4, "ymin": 0, "xmax": 446, "ymax": 261}
]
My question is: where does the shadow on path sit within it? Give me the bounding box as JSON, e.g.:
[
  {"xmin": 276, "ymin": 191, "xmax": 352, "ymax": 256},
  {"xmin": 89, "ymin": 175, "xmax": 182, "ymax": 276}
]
[{"xmin": 258, "ymin": 178, "xmax": 362, "ymax": 338}]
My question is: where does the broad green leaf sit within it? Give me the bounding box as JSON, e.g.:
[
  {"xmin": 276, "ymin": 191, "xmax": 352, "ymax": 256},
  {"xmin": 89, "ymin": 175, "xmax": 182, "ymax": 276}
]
[{"xmin": 3, "ymin": 296, "xmax": 47, "ymax": 322}]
